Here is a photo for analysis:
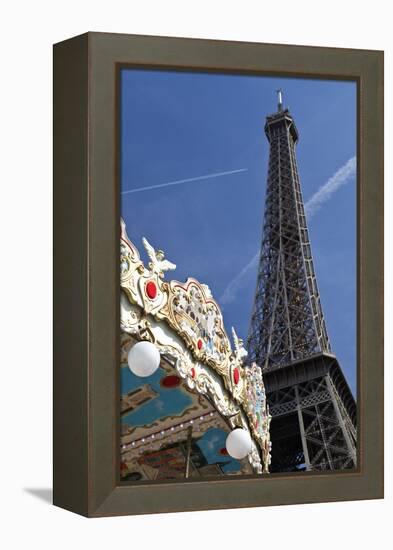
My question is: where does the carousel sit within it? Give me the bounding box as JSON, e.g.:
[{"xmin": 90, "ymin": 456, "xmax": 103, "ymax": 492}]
[{"xmin": 120, "ymin": 219, "xmax": 271, "ymax": 481}]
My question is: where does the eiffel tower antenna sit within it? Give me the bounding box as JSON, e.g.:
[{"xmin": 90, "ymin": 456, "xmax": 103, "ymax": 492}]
[
  {"xmin": 276, "ymin": 89, "xmax": 283, "ymax": 111},
  {"xmin": 247, "ymin": 95, "xmax": 357, "ymax": 472}
]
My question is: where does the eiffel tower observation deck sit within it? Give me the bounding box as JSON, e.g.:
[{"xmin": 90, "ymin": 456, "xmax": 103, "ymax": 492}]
[{"xmin": 247, "ymin": 91, "xmax": 357, "ymax": 472}]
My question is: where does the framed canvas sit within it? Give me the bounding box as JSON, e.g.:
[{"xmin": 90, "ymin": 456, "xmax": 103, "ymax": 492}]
[{"xmin": 53, "ymin": 32, "xmax": 384, "ymax": 517}]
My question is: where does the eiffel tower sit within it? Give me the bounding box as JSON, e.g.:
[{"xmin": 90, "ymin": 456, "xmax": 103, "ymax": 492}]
[{"xmin": 247, "ymin": 91, "xmax": 357, "ymax": 472}]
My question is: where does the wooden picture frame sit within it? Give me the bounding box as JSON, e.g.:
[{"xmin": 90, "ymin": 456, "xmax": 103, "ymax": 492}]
[{"xmin": 53, "ymin": 32, "xmax": 383, "ymax": 517}]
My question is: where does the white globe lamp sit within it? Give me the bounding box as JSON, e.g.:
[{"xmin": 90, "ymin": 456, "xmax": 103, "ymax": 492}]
[
  {"xmin": 225, "ymin": 428, "xmax": 252, "ymax": 460},
  {"xmin": 127, "ymin": 341, "xmax": 161, "ymax": 377}
]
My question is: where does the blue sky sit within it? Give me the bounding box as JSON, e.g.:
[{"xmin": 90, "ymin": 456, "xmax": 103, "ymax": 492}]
[{"xmin": 120, "ymin": 69, "xmax": 357, "ymax": 393}]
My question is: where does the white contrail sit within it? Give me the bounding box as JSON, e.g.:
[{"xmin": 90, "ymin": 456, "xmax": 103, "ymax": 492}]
[
  {"xmin": 121, "ymin": 168, "xmax": 248, "ymax": 195},
  {"xmin": 304, "ymin": 156, "xmax": 356, "ymax": 219},
  {"xmin": 220, "ymin": 251, "xmax": 259, "ymax": 306},
  {"xmin": 220, "ymin": 156, "xmax": 356, "ymax": 306}
]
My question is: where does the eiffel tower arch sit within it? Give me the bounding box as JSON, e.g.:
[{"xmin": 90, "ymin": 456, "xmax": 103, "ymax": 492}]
[{"xmin": 247, "ymin": 92, "xmax": 357, "ymax": 472}]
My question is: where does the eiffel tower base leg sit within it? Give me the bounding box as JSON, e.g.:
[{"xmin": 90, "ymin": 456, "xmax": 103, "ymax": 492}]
[{"xmin": 265, "ymin": 355, "xmax": 357, "ymax": 472}]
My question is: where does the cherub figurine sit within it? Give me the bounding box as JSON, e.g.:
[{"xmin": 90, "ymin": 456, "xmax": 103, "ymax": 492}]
[
  {"xmin": 142, "ymin": 237, "xmax": 176, "ymax": 278},
  {"xmin": 232, "ymin": 327, "xmax": 248, "ymax": 361}
]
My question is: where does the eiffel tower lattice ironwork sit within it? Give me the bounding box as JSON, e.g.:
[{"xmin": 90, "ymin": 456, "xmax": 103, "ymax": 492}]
[{"xmin": 247, "ymin": 91, "xmax": 357, "ymax": 472}]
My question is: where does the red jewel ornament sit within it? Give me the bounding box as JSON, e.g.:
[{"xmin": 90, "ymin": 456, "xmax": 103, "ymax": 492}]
[
  {"xmin": 160, "ymin": 375, "xmax": 181, "ymax": 388},
  {"xmin": 146, "ymin": 281, "xmax": 157, "ymax": 299},
  {"xmin": 233, "ymin": 367, "xmax": 240, "ymax": 385},
  {"xmin": 190, "ymin": 367, "xmax": 196, "ymax": 378},
  {"xmin": 197, "ymin": 339, "xmax": 203, "ymax": 350}
]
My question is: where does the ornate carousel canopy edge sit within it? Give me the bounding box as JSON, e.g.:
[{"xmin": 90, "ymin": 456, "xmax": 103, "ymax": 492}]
[{"xmin": 120, "ymin": 219, "xmax": 272, "ymax": 473}]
